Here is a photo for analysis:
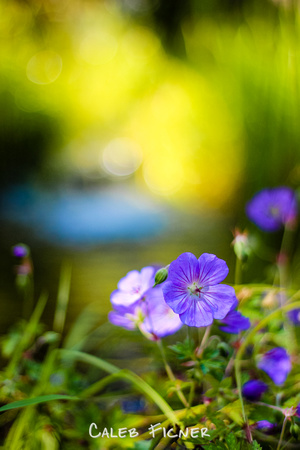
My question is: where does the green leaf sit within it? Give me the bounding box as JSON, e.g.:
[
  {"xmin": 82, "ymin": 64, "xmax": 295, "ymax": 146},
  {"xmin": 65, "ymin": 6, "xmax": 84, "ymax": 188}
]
[
  {"xmin": 168, "ymin": 338, "xmax": 195, "ymax": 360},
  {"xmin": 225, "ymin": 433, "xmax": 239, "ymax": 449},
  {"xmin": 0, "ymin": 394, "xmax": 79, "ymax": 412},
  {"xmin": 251, "ymin": 441, "xmax": 262, "ymax": 450}
]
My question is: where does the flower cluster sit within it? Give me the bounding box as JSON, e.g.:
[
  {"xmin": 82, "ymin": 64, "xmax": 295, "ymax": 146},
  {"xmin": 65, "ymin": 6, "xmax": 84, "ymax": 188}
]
[{"xmin": 109, "ymin": 267, "xmax": 182, "ymax": 340}]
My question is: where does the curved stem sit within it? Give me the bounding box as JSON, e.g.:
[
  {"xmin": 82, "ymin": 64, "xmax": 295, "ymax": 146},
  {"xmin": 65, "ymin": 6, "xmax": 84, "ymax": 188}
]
[
  {"xmin": 156, "ymin": 340, "xmax": 189, "ymax": 408},
  {"xmin": 277, "ymin": 417, "xmax": 288, "ymax": 450},
  {"xmin": 196, "ymin": 325, "xmax": 211, "ymax": 357}
]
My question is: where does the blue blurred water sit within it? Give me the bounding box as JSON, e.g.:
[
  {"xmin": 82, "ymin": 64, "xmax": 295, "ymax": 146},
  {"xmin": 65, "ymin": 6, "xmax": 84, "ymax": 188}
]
[{"xmin": 0, "ymin": 183, "xmax": 168, "ymax": 245}]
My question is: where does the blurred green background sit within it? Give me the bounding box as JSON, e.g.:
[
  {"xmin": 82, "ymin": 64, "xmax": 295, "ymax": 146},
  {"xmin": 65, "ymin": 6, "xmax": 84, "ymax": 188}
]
[{"xmin": 1, "ymin": 0, "xmax": 300, "ymax": 332}]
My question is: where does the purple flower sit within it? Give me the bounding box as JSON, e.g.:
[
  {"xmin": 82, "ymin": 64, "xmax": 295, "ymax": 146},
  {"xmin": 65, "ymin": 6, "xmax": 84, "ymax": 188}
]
[
  {"xmin": 257, "ymin": 347, "xmax": 291, "ymax": 385},
  {"xmin": 255, "ymin": 421, "xmax": 276, "ymax": 433},
  {"xmin": 162, "ymin": 252, "xmax": 237, "ymax": 327},
  {"xmin": 12, "ymin": 244, "xmax": 29, "ymax": 258},
  {"xmin": 296, "ymin": 404, "xmax": 300, "ymax": 418},
  {"xmin": 287, "ymin": 308, "xmax": 300, "ymax": 325},
  {"xmin": 109, "ymin": 285, "xmax": 182, "ymax": 340},
  {"xmin": 242, "ymin": 380, "xmax": 268, "ymax": 401},
  {"xmin": 110, "ymin": 266, "xmax": 156, "ymax": 308},
  {"xmin": 246, "ymin": 187, "xmax": 298, "ymax": 232},
  {"xmin": 219, "ymin": 299, "xmax": 250, "ymax": 334}
]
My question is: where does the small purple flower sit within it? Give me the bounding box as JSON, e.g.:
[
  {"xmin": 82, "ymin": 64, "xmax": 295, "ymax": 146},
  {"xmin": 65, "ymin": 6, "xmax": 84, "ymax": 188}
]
[
  {"xmin": 242, "ymin": 380, "xmax": 268, "ymax": 401},
  {"xmin": 246, "ymin": 187, "xmax": 298, "ymax": 232},
  {"xmin": 219, "ymin": 299, "xmax": 251, "ymax": 334},
  {"xmin": 287, "ymin": 308, "xmax": 300, "ymax": 325},
  {"xmin": 109, "ymin": 285, "xmax": 182, "ymax": 340},
  {"xmin": 296, "ymin": 404, "xmax": 300, "ymax": 418},
  {"xmin": 257, "ymin": 347, "xmax": 291, "ymax": 385},
  {"xmin": 110, "ymin": 266, "xmax": 156, "ymax": 308},
  {"xmin": 162, "ymin": 252, "xmax": 237, "ymax": 327},
  {"xmin": 12, "ymin": 244, "xmax": 29, "ymax": 258},
  {"xmin": 255, "ymin": 420, "xmax": 276, "ymax": 433}
]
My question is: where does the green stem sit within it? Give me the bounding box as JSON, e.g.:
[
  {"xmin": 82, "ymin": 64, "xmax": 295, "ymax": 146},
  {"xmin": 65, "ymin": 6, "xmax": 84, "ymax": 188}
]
[
  {"xmin": 235, "ymin": 257, "xmax": 242, "ymax": 285},
  {"xmin": 196, "ymin": 325, "xmax": 211, "ymax": 357},
  {"xmin": 277, "ymin": 417, "xmax": 288, "ymax": 450},
  {"xmin": 156, "ymin": 340, "xmax": 189, "ymax": 408}
]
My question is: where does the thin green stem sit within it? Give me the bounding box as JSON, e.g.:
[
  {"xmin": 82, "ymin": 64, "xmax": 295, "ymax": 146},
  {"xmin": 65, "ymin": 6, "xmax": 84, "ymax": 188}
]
[
  {"xmin": 196, "ymin": 325, "xmax": 211, "ymax": 357},
  {"xmin": 188, "ymin": 381, "xmax": 195, "ymax": 408},
  {"xmin": 156, "ymin": 340, "xmax": 189, "ymax": 408},
  {"xmin": 277, "ymin": 417, "xmax": 288, "ymax": 450},
  {"xmin": 235, "ymin": 256, "xmax": 242, "ymax": 285}
]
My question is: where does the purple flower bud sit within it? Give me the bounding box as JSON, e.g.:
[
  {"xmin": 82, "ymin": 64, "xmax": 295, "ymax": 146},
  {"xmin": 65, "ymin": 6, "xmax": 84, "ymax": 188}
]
[
  {"xmin": 255, "ymin": 420, "xmax": 276, "ymax": 433},
  {"xmin": 242, "ymin": 380, "xmax": 268, "ymax": 401},
  {"xmin": 12, "ymin": 244, "xmax": 29, "ymax": 258},
  {"xmin": 257, "ymin": 347, "xmax": 291, "ymax": 385},
  {"xmin": 246, "ymin": 187, "xmax": 298, "ymax": 232},
  {"xmin": 287, "ymin": 308, "xmax": 300, "ymax": 325}
]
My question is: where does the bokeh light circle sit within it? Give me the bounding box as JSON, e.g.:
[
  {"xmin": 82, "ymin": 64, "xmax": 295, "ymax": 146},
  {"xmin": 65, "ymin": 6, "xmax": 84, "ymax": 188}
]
[
  {"xmin": 102, "ymin": 138, "xmax": 143, "ymax": 177},
  {"xmin": 26, "ymin": 50, "xmax": 62, "ymax": 85}
]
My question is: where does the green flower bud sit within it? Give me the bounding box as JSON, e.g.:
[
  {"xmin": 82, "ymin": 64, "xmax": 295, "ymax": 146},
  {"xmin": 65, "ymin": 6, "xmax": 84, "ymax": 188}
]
[
  {"xmin": 290, "ymin": 423, "xmax": 300, "ymax": 439},
  {"xmin": 153, "ymin": 267, "xmax": 168, "ymax": 287},
  {"xmin": 232, "ymin": 229, "xmax": 251, "ymax": 262}
]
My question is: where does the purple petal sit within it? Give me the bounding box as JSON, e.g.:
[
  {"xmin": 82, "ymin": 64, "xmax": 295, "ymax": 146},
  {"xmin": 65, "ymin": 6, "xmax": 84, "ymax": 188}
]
[
  {"xmin": 117, "ymin": 270, "xmax": 141, "ymax": 291},
  {"xmin": 219, "ymin": 310, "xmax": 250, "ymax": 334},
  {"xmin": 257, "ymin": 347, "xmax": 291, "ymax": 385},
  {"xmin": 198, "ymin": 253, "xmax": 229, "ymax": 286},
  {"xmin": 287, "ymin": 308, "xmax": 300, "ymax": 325},
  {"xmin": 108, "ymin": 311, "xmax": 137, "ymax": 330},
  {"xmin": 201, "ymin": 284, "xmax": 237, "ymax": 319},
  {"xmin": 162, "ymin": 280, "xmax": 190, "ymax": 314},
  {"xmin": 242, "ymin": 380, "xmax": 268, "ymax": 401},
  {"xmin": 167, "ymin": 252, "xmax": 200, "ymax": 286},
  {"xmin": 179, "ymin": 299, "xmax": 213, "ymax": 327},
  {"xmin": 139, "ymin": 266, "xmax": 156, "ymax": 290},
  {"xmin": 111, "ymin": 289, "xmax": 141, "ymax": 307},
  {"xmin": 255, "ymin": 421, "xmax": 276, "ymax": 433},
  {"xmin": 272, "ymin": 187, "xmax": 298, "ymax": 224},
  {"xmin": 246, "ymin": 187, "xmax": 298, "ymax": 232},
  {"xmin": 141, "ymin": 287, "xmax": 183, "ymax": 338}
]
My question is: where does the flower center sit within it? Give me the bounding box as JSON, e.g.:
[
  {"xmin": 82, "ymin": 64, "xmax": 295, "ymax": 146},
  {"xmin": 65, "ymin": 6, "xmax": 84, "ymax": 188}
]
[
  {"xmin": 188, "ymin": 282, "xmax": 202, "ymax": 297},
  {"xmin": 269, "ymin": 206, "xmax": 280, "ymax": 218},
  {"xmin": 131, "ymin": 285, "xmax": 141, "ymax": 294}
]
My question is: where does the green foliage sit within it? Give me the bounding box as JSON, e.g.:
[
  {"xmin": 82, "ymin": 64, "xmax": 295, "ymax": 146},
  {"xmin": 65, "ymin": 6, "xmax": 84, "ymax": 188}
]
[{"xmin": 169, "ymin": 338, "xmax": 195, "ymax": 361}]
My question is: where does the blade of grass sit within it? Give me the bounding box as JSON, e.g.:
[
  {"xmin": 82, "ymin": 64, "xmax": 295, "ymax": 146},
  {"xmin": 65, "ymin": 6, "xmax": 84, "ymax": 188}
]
[
  {"xmin": 53, "ymin": 261, "xmax": 72, "ymax": 335},
  {"xmin": 6, "ymin": 292, "xmax": 48, "ymax": 378},
  {"xmin": 0, "ymin": 395, "xmax": 79, "ymax": 413}
]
